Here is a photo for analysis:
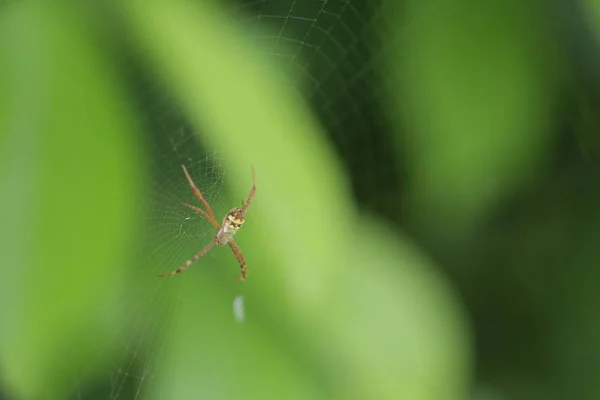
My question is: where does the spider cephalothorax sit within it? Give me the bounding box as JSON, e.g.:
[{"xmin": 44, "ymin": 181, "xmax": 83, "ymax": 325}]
[{"xmin": 157, "ymin": 165, "xmax": 255, "ymax": 281}]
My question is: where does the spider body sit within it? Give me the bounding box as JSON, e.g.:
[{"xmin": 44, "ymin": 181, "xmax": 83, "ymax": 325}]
[
  {"xmin": 157, "ymin": 165, "xmax": 255, "ymax": 280},
  {"xmin": 216, "ymin": 208, "xmax": 245, "ymax": 246}
]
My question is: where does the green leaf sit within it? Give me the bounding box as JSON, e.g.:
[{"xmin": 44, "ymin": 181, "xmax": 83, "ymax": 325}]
[
  {"xmin": 387, "ymin": 0, "xmax": 560, "ymax": 240},
  {"xmin": 121, "ymin": 1, "xmax": 471, "ymax": 399},
  {"xmin": 122, "ymin": 0, "xmax": 351, "ymax": 315},
  {"xmin": 0, "ymin": 3, "xmax": 143, "ymax": 398}
]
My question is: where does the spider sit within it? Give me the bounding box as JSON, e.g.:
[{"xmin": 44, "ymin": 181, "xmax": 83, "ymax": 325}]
[{"xmin": 157, "ymin": 164, "xmax": 256, "ymax": 281}]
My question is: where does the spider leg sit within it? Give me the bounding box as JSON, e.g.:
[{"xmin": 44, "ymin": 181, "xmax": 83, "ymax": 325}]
[
  {"xmin": 228, "ymin": 240, "xmax": 248, "ymax": 281},
  {"xmin": 157, "ymin": 239, "xmax": 217, "ymax": 277},
  {"xmin": 181, "ymin": 164, "xmax": 219, "ymax": 227},
  {"xmin": 182, "ymin": 202, "xmax": 220, "ymax": 230},
  {"xmin": 241, "ymin": 165, "xmax": 256, "ymax": 212}
]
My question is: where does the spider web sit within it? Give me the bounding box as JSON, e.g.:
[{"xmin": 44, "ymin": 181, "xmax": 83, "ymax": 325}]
[
  {"xmin": 60, "ymin": 144, "xmax": 229, "ymax": 400},
  {"xmin": 231, "ymin": 0, "xmax": 431, "ymax": 215},
  {"xmin": 57, "ymin": 1, "xmax": 439, "ymax": 399}
]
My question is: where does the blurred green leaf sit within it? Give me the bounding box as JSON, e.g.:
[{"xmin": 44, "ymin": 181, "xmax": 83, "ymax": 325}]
[
  {"xmin": 323, "ymin": 215, "xmax": 472, "ymax": 399},
  {"xmin": 121, "ymin": 1, "xmax": 470, "ymax": 398},
  {"xmin": 387, "ymin": 0, "xmax": 561, "ymax": 240},
  {"xmin": 122, "ymin": 0, "xmax": 352, "ymax": 319},
  {"xmin": 581, "ymin": 0, "xmax": 600, "ymax": 42},
  {"xmin": 0, "ymin": 3, "xmax": 143, "ymax": 398}
]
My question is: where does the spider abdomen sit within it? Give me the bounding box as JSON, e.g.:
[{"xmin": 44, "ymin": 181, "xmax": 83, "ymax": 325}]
[{"xmin": 215, "ymin": 209, "xmax": 245, "ymax": 246}]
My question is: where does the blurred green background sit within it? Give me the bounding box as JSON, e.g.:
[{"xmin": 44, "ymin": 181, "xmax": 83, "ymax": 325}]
[{"xmin": 1, "ymin": 0, "xmax": 600, "ymax": 399}]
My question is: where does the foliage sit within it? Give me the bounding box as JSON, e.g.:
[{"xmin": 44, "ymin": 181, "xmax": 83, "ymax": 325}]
[{"xmin": 1, "ymin": 0, "xmax": 600, "ymax": 399}]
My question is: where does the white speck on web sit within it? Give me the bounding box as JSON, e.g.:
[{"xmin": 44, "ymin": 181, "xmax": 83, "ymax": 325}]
[{"xmin": 233, "ymin": 295, "xmax": 245, "ymax": 323}]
